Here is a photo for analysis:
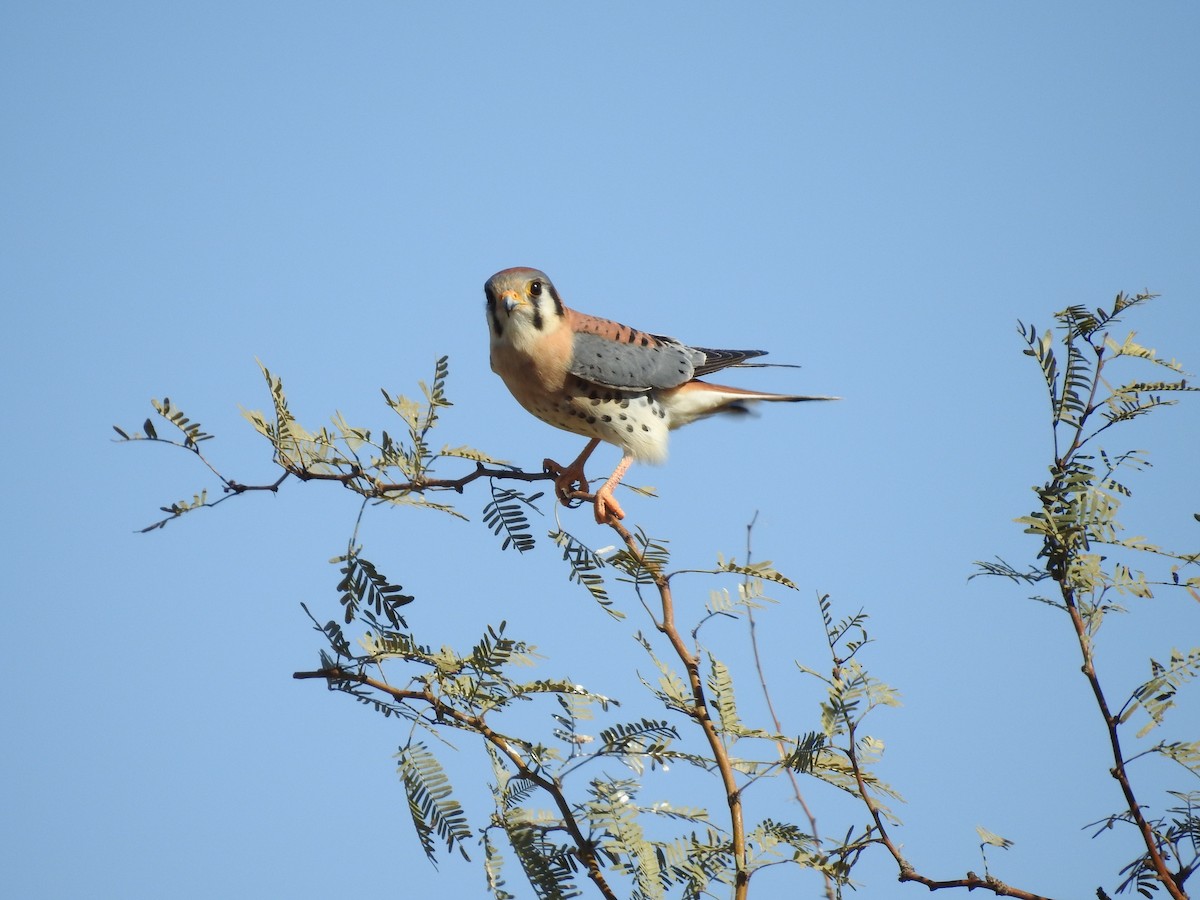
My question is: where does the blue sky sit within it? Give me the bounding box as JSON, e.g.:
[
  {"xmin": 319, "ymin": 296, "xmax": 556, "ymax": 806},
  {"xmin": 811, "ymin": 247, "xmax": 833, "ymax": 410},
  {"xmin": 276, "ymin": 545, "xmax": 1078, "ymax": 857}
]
[{"xmin": 4, "ymin": 3, "xmax": 1198, "ymax": 897}]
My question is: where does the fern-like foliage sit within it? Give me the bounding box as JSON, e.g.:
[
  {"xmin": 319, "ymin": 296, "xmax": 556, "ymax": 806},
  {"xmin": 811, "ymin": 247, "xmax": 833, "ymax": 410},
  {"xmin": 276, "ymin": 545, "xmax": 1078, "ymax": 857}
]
[
  {"xmin": 1153, "ymin": 741, "xmax": 1200, "ymax": 776},
  {"xmin": 657, "ymin": 830, "xmax": 734, "ymax": 898},
  {"xmin": 1005, "ymin": 294, "xmax": 1198, "ymax": 624},
  {"xmin": 239, "ymin": 356, "xmax": 519, "ymax": 516},
  {"xmin": 586, "ymin": 778, "xmax": 664, "ymax": 900},
  {"xmin": 633, "ymin": 632, "xmax": 693, "ymax": 715},
  {"xmin": 595, "ymin": 718, "xmax": 679, "ymax": 774},
  {"xmin": 1090, "ymin": 789, "xmax": 1200, "ymax": 898},
  {"xmin": 332, "ymin": 548, "xmax": 413, "ymax": 627},
  {"xmin": 482, "ymin": 482, "xmax": 542, "ymax": 552},
  {"xmin": 781, "ymin": 731, "xmax": 826, "ymax": 775},
  {"xmin": 466, "ymin": 622, "xmax": 533, "ymax": 676},
  {"xmin": 715, "ymin": 555, "xmax": 798, "ymax": 591},
  {"xmin": 970, "ymin": 556, "xmax": 1051, "ymax": 585},
  {"xmin": 608, "ymin": 529, "xmax": 671, "ymax": 584},
  {"xmin": 299, "ymin": 602, "xmax": 352, "ymax": 659},
  {"xmin": 482, "ymin": 830, "xmax": 518, "ymax": 900},
  {"xmin": 1120, "ymin": 648, "xmax": 1200, "ymax": 739},
  {"xmin": 987, "ymin": 293, "xmax": 1199, "ymax": 897},
  {"xmin": 114, "ymin": 396, "xmax": 214, "ymax": 448},
  {"xmin": 114, "ymin": 397, "xmax": 228, "ymax": 529},
  {"xmin": 707, "ymin": 656, "xmax": 753, "ymax": 740},
  {"xmin": 486, "ymin": 745, "xmax": 583, "ymax": 900},
  {"xmin": 796, "ymin": 596, "xmax": 903, "ymax": 818},
  {"xmin": 505, "ymin": 823, "xmax": 581, "ymax": 900},
  {"xmin": 549, "ymin": 529, "xmax": 620, "ymax": 617},
  {"xmin": 137, "ymin": 489, "xmax": 210, "ymax": 532},
  {"xmin": 746, "ymin": 818, "xmax": 825, "ymax": 876},
  {"xmin": 397, "ymin": 740, "xmax": 472, "ymax": 865}
]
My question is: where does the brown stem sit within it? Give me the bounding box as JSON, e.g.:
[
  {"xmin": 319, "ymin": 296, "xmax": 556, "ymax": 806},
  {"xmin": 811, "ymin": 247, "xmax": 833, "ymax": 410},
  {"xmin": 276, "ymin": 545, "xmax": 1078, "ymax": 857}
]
[
  {"xmin": 139, "ymin": 455, "xmax": 554, "ymax": 530},
  {"xmin": 743, "ymin": 514, "xmax": 832, "ymax": 900},
  {"xmin": 842, "ymin": 716, "xmax": 1055, "ymax": 900},
  {"xmin": 1046, "ymin": 338, "xmax": 1185, "ymax": 900},
  {"xmin": 604, "ymin": 517, "xmax": 750, "ymax": 900},
  {"xmin": 1054, "ymin": 338, "xmax": 1107, "ymax": 464},
  {"xmin": 277, "ymin": 460, "xmax": 552, "ymax": 495},
  {"xmin": 293, "ymin": 667, "xmax": 618, "ymax": 900},
  {"xmin": 1060, "ymin": 582, "xmax": 1187, "ymax": 900}
]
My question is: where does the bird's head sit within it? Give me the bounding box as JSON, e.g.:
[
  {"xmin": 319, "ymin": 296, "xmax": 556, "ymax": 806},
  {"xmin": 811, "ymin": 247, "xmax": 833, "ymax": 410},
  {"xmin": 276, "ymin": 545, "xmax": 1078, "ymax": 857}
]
[{"xmin": 484, "ymin": 267, "xmax": 566, "ymax": 347}]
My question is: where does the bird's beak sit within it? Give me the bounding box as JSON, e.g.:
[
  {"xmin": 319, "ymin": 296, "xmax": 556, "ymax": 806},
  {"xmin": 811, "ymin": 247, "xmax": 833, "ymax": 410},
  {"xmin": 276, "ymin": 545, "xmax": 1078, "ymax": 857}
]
[{"xmin": 500, "ymin": 289, "xmax": 523, "ymax": 313}]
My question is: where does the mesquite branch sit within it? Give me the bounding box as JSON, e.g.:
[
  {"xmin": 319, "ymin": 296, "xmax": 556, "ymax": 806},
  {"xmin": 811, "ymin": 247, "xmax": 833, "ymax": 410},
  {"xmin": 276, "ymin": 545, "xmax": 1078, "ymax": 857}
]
[
  {"xmin": 1059, "ymin": 581, "xmax": 1186, "ymax": 900},
  {"xmin": 128, "ymin": 427, "xmax": 553, "ymax": 531},
  {"xmin": 291, "ymin": 666, "xmax": 619, "ymax": 900},
  {"xmin": 602, "ymin": 513, "xmax": 752, "ymax": 899}
]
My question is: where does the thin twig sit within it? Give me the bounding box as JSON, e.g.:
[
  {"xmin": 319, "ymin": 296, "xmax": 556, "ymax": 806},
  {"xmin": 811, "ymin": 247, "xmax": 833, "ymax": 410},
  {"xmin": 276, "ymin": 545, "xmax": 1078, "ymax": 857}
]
[
  {"xmin": 136, "ymin": 454, "xmax": 552, "ymax": 531},
  {"xmin": 1060, "ymin": 580, "xmax": 1187, "ymax": 900},
  {"xmin": 293, "ymin": 666, "xmax": 618, "ymax": 900},
  {"xmin": 1048, "ymin": 335, "xmax": 1187, "ymax": 900},
  {"xmin": 602, "ymin": 514, "xmax": 751, "ymax": 900},
  {"xmin": 841, "ymin": 713, "xmax": 1055, "ymax": 900},
  {"xmin": 742, "ymin": 512, "xmax": 833, "ymax": 900}
]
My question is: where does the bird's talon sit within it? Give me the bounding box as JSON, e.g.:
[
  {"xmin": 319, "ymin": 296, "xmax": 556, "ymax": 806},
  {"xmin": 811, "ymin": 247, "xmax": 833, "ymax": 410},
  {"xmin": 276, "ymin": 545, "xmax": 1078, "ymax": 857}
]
[
  {"xmin": 593, "ymin": 488, "xmax": 626, "ymax": 524},
  {"xmin": 544, "ymin": 457, "xmax": 590, "ymax": 507}
]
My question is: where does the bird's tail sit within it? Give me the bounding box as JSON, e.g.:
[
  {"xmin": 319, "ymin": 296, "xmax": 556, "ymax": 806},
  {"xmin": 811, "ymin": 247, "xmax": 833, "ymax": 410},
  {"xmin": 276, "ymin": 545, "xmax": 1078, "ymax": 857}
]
[
  {"xmin": 705, "ymin": 382, "xmax": 841, "ymax": 403},
  {"xmin": 669, "ymin": 380, "xmax": 839, "ymax": 428}
]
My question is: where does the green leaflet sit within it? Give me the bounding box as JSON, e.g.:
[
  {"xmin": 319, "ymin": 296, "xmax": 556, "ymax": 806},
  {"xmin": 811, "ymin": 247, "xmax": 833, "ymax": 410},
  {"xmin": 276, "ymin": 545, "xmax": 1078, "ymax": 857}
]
[
  {"xmin": 332, "ymin": 549, "xmax": 413, "ymax": 628},
  {"xmin": 550, "ymin": 529, "xmax": 621, "ymax": 618},
  {"xmin": 396, "ymin": 740, "xmax": 472, "ymax": 865},
  {"xmin": 1123, "ymin": 648, "xmax": 1200, "ymax": 738},
  {"xmin": 482, "ymin": 483, "xmax": 542, "ymax": 553}
]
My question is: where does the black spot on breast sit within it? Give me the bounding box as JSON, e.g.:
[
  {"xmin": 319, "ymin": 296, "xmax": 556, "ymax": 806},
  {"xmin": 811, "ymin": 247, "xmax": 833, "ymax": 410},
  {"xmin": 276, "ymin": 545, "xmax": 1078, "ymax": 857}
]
[{"xmin": 625, "ymin": 424, "xmax": 634, "ymax": 432}]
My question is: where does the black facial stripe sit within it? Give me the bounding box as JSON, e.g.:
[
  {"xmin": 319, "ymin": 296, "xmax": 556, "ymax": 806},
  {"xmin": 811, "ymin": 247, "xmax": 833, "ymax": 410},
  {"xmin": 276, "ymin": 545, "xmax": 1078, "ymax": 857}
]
[
  {"xmin": 485, "ymin": 293, "xmax": 503, "ymax": 336},
  {"xmin": 547, "ymin": 283, "xmax": 565, "ymax": 318}
]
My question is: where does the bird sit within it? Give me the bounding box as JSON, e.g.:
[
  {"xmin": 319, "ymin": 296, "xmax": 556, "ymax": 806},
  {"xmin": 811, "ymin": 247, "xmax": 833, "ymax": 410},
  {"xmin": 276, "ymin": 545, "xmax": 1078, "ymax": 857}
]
[{"xmin": 485, "ymin": 267, "xmax": 837, "ymax": 524}]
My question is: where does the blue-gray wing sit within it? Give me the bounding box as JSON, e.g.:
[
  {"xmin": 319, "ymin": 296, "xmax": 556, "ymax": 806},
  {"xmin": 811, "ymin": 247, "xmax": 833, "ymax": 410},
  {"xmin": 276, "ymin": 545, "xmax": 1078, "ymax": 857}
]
[
  {"xmin": 691, "ymin": 346, "xmax": 769, "ymax": 377},
  {"xmin": 568, "ymin": 331, "xmax": 704, "ymax": 390}
]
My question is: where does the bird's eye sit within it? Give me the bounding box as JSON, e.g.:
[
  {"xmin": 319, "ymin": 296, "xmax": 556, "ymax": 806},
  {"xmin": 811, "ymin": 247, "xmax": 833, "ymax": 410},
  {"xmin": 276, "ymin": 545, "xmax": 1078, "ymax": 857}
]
[{"xmin": 529, "ymin": 281, "xmax": 543, "ymax": 297}]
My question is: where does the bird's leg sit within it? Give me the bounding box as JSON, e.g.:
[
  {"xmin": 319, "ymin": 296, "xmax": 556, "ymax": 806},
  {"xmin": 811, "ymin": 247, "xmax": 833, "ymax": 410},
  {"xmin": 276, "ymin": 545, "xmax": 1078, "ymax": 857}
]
[
  {"xmin": 592, "ymin": 452, "xmax": 633, "ymax": 524},
  {"xmin": 544, "ymin": 438, "xmax": 601, "ymax": 507}
]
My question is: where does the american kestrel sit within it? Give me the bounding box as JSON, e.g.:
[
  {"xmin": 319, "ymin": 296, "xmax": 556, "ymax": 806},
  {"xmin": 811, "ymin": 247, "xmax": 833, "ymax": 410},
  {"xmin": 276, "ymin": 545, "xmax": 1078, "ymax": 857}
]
[{"xmin": 485, "ymin": 267, "xmax": 836, "ymax": 523}]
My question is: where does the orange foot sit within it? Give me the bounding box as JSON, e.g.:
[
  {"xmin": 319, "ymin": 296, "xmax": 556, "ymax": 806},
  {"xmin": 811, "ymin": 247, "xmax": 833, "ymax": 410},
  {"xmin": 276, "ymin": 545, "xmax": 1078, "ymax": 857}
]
[
  {"xmin": 543, "ymin": 457, "xmax": 589, "ymax": 507},
  {"xmin": 592, "ymin": 453, "xmax": 633, "ymax": 524},
  {"xmin": 544, "ymin": 438, "xmax": 602, "ymax": 509},
  {"xmin": 592, "ymin": 484, "xmax": 625, "ymax": 524}
]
